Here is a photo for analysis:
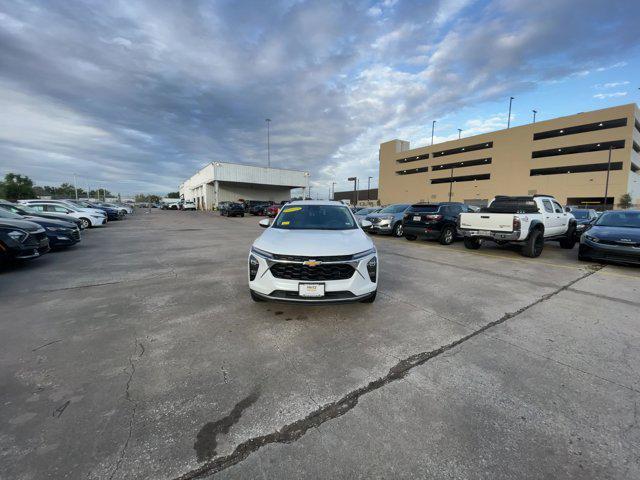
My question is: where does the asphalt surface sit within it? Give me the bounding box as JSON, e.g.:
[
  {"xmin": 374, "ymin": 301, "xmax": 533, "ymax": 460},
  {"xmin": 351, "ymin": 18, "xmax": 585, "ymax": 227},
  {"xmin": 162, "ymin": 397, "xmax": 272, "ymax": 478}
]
[{"xmin": 1, "ymin": 210, "xmax": 639, "ymax": 480}]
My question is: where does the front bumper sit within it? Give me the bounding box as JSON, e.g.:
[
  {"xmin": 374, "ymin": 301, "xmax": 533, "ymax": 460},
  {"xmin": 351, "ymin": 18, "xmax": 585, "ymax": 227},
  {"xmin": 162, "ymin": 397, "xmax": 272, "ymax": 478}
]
[
  {"xmin": 458, "ymin": 228, "xmax": 520, "ymax": 241},
  {"xmin": 248, "ymin": 251, "xmax": 378, "ymax": 302},
  {"xmin": 2, "ymin": 236, "xmax": 50, "ymax": 260},
  {"xmin": 579, "ymin": 239, "xmax": 640, "ymax": 265},
  {"xmin": 368, "ymin": 221, "xmax": 392, "ymax": 234},
  {"xmin": 91, "ymin": 216, "xmax": 107, "ymax": 227},
  {"xmin": 47, "ymin": 228, "xmax": 81, "ymax": 247}
]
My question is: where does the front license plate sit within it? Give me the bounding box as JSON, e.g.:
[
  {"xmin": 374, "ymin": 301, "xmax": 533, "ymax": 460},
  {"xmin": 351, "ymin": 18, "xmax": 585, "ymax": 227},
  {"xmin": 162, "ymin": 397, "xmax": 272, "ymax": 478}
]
[
  {"xmin": 299, "ymin": 283, "xmax": 325, "ymax": 297},
  {"xmin": 413, "ymin": 216, "xmax": 421, "ymax": 222}
]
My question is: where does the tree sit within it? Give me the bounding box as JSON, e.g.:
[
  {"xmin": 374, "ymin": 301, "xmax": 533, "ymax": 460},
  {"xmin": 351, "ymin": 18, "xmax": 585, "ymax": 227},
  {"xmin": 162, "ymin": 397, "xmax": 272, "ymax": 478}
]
[
  {"xmin": 618, "ymin": 193, "xmax": 633, "ymax": 209},
  {"xmin": 166, "ymin": 191, "xmax": 180, "ymax": 199},
  {"xmin": 1, "ymin": 173, "xmax": 36, "ymax": 200}
]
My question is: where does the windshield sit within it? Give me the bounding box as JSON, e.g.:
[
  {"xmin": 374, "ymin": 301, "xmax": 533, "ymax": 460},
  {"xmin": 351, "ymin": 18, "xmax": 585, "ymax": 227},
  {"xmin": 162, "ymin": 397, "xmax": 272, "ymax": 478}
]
[
  {"xmin": 0, "ymin": 209, "xmax": 23, "ymax": 219},
  {"xmin": 273, "ymin": 204, "xmax": 357, "ymax": 230},
  {"xmin": 571, "ymin": 210, "xmax": 590, "ymax": 219},
  {"xmin": 378, "ymin": 204, "xmax": 409, "ymax": 214},
  {"xmin": 356, "ymin": 207, "xmax": 377, "ymax": 215},
  {"xmin": 595, "ymin": 211, "xmax": 640, "ymax": 228},
  {"xmin": 408, "ymin": 204, "xmax": 439, "ymax": 213}
]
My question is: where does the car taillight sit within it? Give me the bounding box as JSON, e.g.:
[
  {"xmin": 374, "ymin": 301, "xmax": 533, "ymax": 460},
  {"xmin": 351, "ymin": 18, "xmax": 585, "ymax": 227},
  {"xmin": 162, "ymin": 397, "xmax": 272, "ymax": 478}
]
[
  {"xmin": 513, "ymin": 216, "xmax": 521, "ymax": 231},
  {"xmin": 426, "ymin": 214, "xmax": 442, "ymax": 221}
]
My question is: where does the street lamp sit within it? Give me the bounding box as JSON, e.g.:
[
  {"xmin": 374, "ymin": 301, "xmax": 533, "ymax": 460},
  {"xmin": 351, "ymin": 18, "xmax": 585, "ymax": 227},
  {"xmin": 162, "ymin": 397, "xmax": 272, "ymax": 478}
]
[
  {"xmin": 331, "ymin": 181, "xmax": 336, "ymax": 200},
  {"xmin": 532, "ymin": 109, "xmax": 537, "ymax": 123},
  {"xmin": 507, "ymin": 96, "xmax": 514, "ymax": 128},
  {"xmin": 431, "ymin": 120, "xmax": 436, "ymax": 146},
  {"xmin": 367, "ymin": 176, "xmax": 373, "ymax": 201},
  {"xmin": 457, "ymin": 128, "xmax": 462, "ymax": 139},
  {"xmin": 348, "ymin": 177, "xmax": 357, "ymax": 206},
  {"xmin": 265, "ymin": 118, "xmax": 271, "ymax": 168},
  {"xmin": 603, "ymin": 145, "xmax": 613, "ymax": 211}
]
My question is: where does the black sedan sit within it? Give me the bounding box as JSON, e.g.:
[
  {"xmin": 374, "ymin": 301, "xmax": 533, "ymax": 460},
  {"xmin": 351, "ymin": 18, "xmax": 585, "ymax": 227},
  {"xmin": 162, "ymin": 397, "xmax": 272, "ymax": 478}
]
[
  {"xmin": 219, "ymin": 202, "xmax": 245, "ymax": 217},
  {"xmin": 0, "ymin": 218, "xmax": 50, "ymax": 261},
  {"xmin": 570, "ymin": 208, "xmax": 598, "ymax": 239},
  {"xmin": 249, "ymin": 203, "xmax": 270, "ymax": 215},
  {"xmin": 579, "ymin": 210, "xmax": 640, "ymax": 265},
  {"xmin": 0, "ymin": 200, "xmax": 85, "ymax": 230},
  {"xmin": 0, "ymin": 209, "xmax": 81, "ymax": 248}
]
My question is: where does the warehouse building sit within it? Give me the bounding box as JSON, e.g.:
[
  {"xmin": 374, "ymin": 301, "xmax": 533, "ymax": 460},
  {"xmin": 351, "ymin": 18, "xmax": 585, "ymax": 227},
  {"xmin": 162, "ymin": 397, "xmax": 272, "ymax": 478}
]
[
  {"xmin": 379, "ymin": 103, "xmax": 640, "ymax": 208},
  {"xmin": 333, "ymin": 188, "xmax": 379, "ymax": 205},
  {"xmin": 179, "ymin": 162, "xmax": 310, "ymax": 210}
]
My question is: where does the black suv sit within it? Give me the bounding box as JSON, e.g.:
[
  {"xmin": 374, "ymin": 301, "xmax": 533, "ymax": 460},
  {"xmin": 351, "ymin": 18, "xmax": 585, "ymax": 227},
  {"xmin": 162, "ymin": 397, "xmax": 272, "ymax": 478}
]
[
  {"xmin": 402, "ymin": 202, "xmax": 470, "ymax": 245},
  {"xmin": 0, "ymin": 218, "xmax": 50, "ymax": 261},
  {"xmin": 219, "ymin": 202, "xmax": 245, "ymax": 217}
]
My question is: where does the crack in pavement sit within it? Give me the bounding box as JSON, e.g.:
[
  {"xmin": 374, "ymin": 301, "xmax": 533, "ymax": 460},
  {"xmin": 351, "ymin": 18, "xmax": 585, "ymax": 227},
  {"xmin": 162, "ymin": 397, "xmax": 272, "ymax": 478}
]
[
  {"xmin": 172, "ymin": 266, "xmax": 603, "ymax": 480},
  {"xmin": 108, "ymin": 339, "xmax": 144, "ymax": 480}
]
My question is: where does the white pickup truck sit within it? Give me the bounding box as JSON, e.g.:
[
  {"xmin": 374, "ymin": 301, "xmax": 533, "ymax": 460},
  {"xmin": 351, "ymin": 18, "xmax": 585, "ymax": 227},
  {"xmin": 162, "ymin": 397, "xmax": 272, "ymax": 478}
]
[{"xmin": 457, "ymin": 195, "xmax": 577, "ymax": 257}]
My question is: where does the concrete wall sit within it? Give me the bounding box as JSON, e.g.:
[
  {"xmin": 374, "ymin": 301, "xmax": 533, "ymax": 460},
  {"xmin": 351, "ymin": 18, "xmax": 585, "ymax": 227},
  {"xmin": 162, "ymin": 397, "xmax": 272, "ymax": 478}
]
[
  {"xmin": 379, "ymin": 103, "xmax": 639, "ymax": 208},
  {"xmin": 217, "ymin": 183, "xmax": 292, "ymax": 203}
]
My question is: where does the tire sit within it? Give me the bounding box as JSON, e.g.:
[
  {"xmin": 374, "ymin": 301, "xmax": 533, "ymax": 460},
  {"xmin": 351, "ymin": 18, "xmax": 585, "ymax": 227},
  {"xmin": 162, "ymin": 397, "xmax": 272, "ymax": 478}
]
[
  {"xmin": 439, "ymin": 225, "xmax": 455, "ymax": 245},
  {"xmin": 522, "ymin": 229, "xmax": 544, "ymax": 258},
  {"xmin": 240, "ymin": 213, "xmax": 244, "ymax": 217},
  {"xmin": 559, "ymin": 226, "xmax": 576, "ymax": 249},
  {"xmin": 80, "ymin": 217, "xmax": 91, "ymax": 229},
  {"xmin": 463, "ymin": 237, "xmax": 481, "ymax": 250},
  {"xmin": 360, "ymin": 291, "xmax": 376, "ymax": 303},
  {"xmin": 250, "ymin": 290, "xmax": 265, "ymax": 302},
  {"xmin": 405, "ymin": 234, "xmax": 417, "ymax": 241},
  {"xmin": 392, "ymin": 222, "xmax": 403, "ymax": 237}
]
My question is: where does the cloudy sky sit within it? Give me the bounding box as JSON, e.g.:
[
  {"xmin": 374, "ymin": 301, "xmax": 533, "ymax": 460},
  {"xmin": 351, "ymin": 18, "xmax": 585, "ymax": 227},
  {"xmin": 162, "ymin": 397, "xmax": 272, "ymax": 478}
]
[{"xmin": 1, "ymin": 0, "xmax": 639, "ymax": 196}]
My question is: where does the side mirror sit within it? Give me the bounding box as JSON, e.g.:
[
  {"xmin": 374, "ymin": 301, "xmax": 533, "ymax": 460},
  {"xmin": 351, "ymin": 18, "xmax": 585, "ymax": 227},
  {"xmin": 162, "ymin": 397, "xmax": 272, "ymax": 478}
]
[
  {"xmin": 259, "ymin": 218, "xmax": 271, "ymax": 228},
  {"xmin": 565, "ymin": 206, "xmax": 571, "ymax": 212},
  {"xmin": 361, "ymin": 220, "xmax": 372, "ymax": 230}
]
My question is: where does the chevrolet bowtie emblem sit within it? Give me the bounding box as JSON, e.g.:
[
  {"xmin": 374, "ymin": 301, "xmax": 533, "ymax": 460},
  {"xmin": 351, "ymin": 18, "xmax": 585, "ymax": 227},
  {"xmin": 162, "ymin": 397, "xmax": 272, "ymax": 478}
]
[{"xmin": 303, "ymin": 260, "xmax": 322, "ymax": 267}]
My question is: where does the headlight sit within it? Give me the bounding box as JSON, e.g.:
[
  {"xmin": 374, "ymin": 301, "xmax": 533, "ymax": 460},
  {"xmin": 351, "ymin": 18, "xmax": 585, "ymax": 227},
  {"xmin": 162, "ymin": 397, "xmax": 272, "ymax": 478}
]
[
  {"xmin": 576, "ymin": 224, "xmax": 586, "ymax": 230},
  {"xmin": 46, "ymin": 226, "xmax": 68, "ymax": 232},
  {"xmin": 7, "ymin": 230, "xmax": 28, "ymax": 243},
  {"xmin": 585, "ymin": 234, "xmax": 599, "ymax": 243},
  {"xmin": 367, "ymin": 256, "xmax": 377, "ymax": 282},
  {"xmin": 250, "ymin": 246, "xmax": 274, "ymax": 259},
  {"xmin": 352, "ymin": 248, "xmax": 376, "ymax": 260},
  {"xmin": 249, "ymin": 255, "xmax": 260, "ymax": 281}
]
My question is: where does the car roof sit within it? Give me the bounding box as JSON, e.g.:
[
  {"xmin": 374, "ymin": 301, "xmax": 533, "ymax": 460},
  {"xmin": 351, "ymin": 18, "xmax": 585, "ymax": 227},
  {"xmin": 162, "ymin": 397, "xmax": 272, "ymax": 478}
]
[{"xmin": 286, "ymin": 200, "xmax": 346, "ymax": 206}]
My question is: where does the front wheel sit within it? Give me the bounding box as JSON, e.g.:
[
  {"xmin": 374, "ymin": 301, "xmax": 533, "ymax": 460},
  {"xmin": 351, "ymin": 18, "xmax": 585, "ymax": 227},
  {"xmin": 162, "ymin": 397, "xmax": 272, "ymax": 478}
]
[
  {"xmin": 360, "ymin": 291, "xmax": 376, "ymax": 303},
  {"xmin": 80, "ymin": 218, "xmax": 91, "ymax": 229},
  {"xmin": 559, "ymin": 226, "xmax": 576, "ymax": 249},
  {"xmin": 392, "ymin": 223, "xmax": 403, "ymax": 237},
  {"xmin": 405, "ymin": 234, "xmax": 417, "ymax": 241},
  {"xmin": 463, "ymin": 237, "xmax": 481, "ymax": 250},
  {"xmin": 522, "ymin": 229, "xmax": 544, "ymax": 258},
  {"xmin": 240, "ymin": 213, "xmax": 244, "ymax": 217},
  {"xmin": 439, "ymin": 225, "xmax": 455, "ymax": 245}
]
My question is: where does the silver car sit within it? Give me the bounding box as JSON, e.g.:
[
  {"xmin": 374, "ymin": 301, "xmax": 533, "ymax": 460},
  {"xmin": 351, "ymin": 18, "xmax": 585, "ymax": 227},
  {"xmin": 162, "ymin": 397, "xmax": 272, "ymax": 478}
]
[
  {"xmin": 365, "ymin": 204, "xmax": 411, "ymax": 237},
  {"xmin": 354, "ymin": 207, "xmax": 381, "ymax": 221}
]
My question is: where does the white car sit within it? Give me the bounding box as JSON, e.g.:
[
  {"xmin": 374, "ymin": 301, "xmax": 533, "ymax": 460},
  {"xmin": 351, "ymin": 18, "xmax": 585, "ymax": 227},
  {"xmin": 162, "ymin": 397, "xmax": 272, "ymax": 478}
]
[
  {"xmin": 182, "ymin": 200, "xmax": 196, "ymax": 210},
  {"xmin": 248, "ymin": 200, "xmax": 378, "ymax": 303},
  {"xmin": 23, "ymin": 201, "xmax": 107, "ymax": 229},
  {"xmin": 21, "ymin": 199, "xmax": 107, "ymax": 221}
]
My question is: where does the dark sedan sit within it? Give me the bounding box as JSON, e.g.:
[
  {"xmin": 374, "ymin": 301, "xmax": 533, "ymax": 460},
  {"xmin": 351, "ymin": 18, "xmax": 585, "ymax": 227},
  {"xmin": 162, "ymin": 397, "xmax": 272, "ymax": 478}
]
[
  {"xmin": 0, "ymin": 200, "xmax": 85, "ymax": 230},
  {"xmin": 0, "ymin": 218, "xmax": 50, "ymax": 261},
  {"xmin": 571, "ymin": 208, "xmax": 598, "ymax": 239},
  {"xmin": 86, "ymin": 202, "xmax": 123, "ymax": 220},
  {"xmin": 249, "ymin": 203, "xmax": 271, "ymax": 215},
  {"xmin": 219, "ymin": 202, "xmax": 245, "ymax": 217},
  {"xmin": 0, "ymin": 209, "xmax": 81, "ymax": 248},
  {"xmin": 579, "ymin": 210, "xmax": 640, "ymax": 265}
]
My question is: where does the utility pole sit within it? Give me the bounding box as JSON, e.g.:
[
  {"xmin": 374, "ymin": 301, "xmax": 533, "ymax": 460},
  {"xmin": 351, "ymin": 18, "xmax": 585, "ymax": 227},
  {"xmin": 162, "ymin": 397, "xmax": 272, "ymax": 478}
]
[
  {"xmin": 265, "ymin": 118, "xmax": 271, "ymax": 168},
  {"xmin": 448, "ymin": 168, "xmax": 454, "ymax": 201},
  {"xmin": 331, "ymin": 182, "xmax": 336, "ymax": 200},
  {"xmin": 73, "ymin": 173, "xmax": 78, "ymax": 200},
  {"xmin": 431, "ymin": 120, "xmax": 436, "ymax": 146},
  {"xmin": 507, "ymin": 96, "xmax": 514, "ymax": 128},
  {"xmin": 603, "ymin": 145, "xmax": 613, "ymax": 211},
  {"xmin": 457, "ymin": 128, "xmax": 462, "ymax": 139},
  {"xmin": 348, "ymin": 177, "xmax": 357, "ymax": 206},
  {"xmin": 532, "ymin": 109, "xmax": 537, "ymax": 123},
  {"xmin": 367, "ymin": 176, "xmax": 372, "ymax": 201}
]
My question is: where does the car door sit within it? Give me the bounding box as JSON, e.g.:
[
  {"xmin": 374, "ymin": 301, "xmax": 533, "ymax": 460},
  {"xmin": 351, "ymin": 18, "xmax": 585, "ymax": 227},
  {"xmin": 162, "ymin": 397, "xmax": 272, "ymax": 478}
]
[
  {"xmin": 552, "ymin": 200, "xmax": 569, "ymax": 235},
  {"xmin": 541, "ymin": 199, "xmax": 558, "ymax": 236}
]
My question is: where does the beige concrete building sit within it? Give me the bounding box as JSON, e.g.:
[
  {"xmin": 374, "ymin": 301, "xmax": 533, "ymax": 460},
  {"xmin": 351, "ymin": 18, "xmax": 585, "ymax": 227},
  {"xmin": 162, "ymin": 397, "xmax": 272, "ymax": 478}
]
[{"xmin": 379, "ymin": 103, "xmax": 640, "ymax": 208}]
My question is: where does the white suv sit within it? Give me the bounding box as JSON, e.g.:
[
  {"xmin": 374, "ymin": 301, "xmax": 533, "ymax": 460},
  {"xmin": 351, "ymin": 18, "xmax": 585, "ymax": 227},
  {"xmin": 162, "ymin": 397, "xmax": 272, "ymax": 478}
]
[{"xmin": 248, "ymin": 200, "xmax": 378, "ymax": 303}]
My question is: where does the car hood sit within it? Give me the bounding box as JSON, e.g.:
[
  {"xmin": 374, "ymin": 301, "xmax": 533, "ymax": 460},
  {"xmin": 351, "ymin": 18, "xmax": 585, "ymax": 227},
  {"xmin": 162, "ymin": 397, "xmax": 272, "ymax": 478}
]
[
  {"xmin": 588, "ymin": 226, "xmax": 640, "ymax": 241},
  {"xmin": 0, "ymin": 218, "xmax": 44, "ymax": 233},
  {"xmin": 365, "ymin": 212, "xmax": 395, "ymax": 219},
  {"xmin": 253, "ymin": 228, "xmax": 374, "ymax": 256},
  {"xmin": 22, "ymin": 216, "xmax": 76, "ymax": 228}
]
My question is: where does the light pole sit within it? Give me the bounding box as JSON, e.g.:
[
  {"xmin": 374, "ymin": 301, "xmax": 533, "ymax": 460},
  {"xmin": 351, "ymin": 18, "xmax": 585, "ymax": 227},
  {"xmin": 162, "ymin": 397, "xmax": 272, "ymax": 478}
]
[
  {"xmin": 532, "ymin": 109, "xmax": 537, "ymax": 123},
  {"xmin": 265, "ymin": 118, "xmax": 271, "ymax": 168},
  {"xmin": 348, "ymin": 177, "xmax": 357, "ymax": 206},
  {"xmin": 367, "ymin": 176, "xmax": 373, "ymax": 201},
  {"xmin": 507, "ymin": 96, "xmax": 514, "ymax": 128},
  {"xmin": 73, "ymin": 173, "xmax": 78, "ymax": 200},
  {"xmin": 603, "ymin": 145, "xmax": 613, "ymax": 211},
  {"xmin": 457, "ymin": 128, "xmax": 462, "ymax": 139},
  {"xmin": 448, "ymin": 168, "xmax": 454, "ymax": 201},
  {"xmin": 431, "ymin": 120, "xmax": 436, "ymax": 146},
  {"xmin": 331, "ymin": 182, "xmax": 336, "ymax": 200}
]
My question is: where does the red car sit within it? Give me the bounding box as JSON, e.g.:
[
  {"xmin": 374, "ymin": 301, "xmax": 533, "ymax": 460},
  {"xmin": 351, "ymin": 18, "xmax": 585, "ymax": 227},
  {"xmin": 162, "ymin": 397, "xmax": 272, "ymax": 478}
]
[{"xmin": 266, "ymin": 204, "xmax": 280, "ymax": 217}]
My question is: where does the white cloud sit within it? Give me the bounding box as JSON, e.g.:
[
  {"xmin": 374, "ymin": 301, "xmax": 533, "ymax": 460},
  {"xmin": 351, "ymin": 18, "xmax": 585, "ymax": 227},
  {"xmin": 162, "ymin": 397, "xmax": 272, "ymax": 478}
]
[{"xmin": 593, "ymin": 91, "xmax": 628, "ymax": 99}]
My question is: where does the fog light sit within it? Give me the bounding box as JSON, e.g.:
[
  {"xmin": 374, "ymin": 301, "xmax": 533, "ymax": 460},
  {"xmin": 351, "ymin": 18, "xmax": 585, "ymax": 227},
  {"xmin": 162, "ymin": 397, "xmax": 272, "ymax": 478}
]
[
  {"xmin": 249, "ymin": 255, "xmax": 259, "ymax": 281},
  {"xmin": 367, "ymin": 256, "xmax": 377, "ymax": 282}
]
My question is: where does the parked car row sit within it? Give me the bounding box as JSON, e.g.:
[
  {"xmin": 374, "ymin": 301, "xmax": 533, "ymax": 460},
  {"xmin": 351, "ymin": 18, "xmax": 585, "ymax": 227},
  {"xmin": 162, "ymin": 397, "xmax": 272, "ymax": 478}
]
[{"xmin": 0, "ymin": 198, "xmax": 131, "ymax": 264}]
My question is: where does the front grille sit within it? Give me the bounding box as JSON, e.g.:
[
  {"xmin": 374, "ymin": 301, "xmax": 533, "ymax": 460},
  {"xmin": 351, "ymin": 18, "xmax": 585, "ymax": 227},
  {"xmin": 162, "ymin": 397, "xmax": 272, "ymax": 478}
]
[
  {"xmin": 272, "ymin": 253, "xmax": 353, "ymax": 262},
  {"xmin": 25, "ymin": 231, "xmax": 47, "ymax": 246},
  {"xmin": 269, "ymin": 290, "xmax": 357, "ymax": 300},
  {"xmin": 71, "ymin": 229, "xmax": 81, "ymax": 241},
  {"xmin": 270, "ymin": 263, "xmax": 355, "ymax": 281},
  {"xmin": 599, "ymin": 239, "xmax": 640, "ymax": 248}
]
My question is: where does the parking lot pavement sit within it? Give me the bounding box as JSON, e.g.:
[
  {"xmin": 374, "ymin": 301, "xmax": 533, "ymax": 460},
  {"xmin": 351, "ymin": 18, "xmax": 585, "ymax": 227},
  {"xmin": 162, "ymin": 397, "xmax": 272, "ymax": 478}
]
[{"xmin": 1, "ymin": 211, "xmax": 638, "ymax": 479}]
